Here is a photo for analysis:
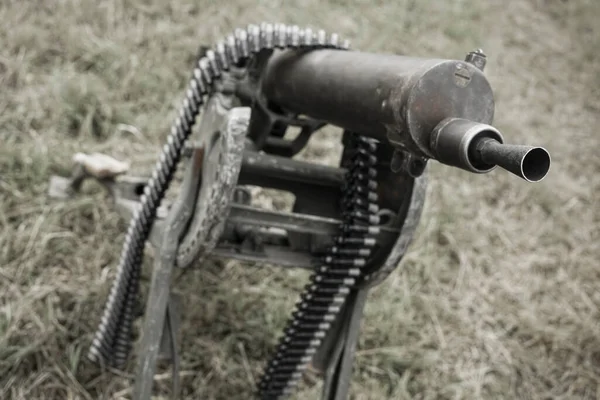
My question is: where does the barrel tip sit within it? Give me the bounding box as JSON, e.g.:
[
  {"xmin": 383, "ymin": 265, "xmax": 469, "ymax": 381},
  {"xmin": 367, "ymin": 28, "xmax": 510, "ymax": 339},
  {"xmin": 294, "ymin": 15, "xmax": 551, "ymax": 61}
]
[{"xmin": 521, "ymin": 147, "xmax": 550, "ymax": 182}]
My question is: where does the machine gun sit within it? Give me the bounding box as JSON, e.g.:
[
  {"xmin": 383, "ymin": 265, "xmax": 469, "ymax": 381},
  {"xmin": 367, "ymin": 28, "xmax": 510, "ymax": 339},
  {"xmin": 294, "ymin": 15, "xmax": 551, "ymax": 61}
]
[{"xmin": 48, "ymin": 23, "xmax": 551, "ymax": 400}]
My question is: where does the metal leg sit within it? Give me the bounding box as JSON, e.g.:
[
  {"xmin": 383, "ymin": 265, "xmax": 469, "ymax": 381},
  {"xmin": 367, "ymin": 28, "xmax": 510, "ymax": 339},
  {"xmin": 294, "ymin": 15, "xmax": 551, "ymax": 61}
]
[
  {"xmin": 131, "ymin": 220, "xmax": 189, "ymax": 400},
  {"xmin": 155, "ymin": 293, "xmax": 182, "ymax": 398},
  {"xmin": 131, "ymin": 239, "xmax": 177, "ymax": 400},
  {"xmin": 321, "ymin": 288, "xmax": 370, "ymax": 400},
  {"xmin": 132, "ymin": 148, "xmax": 205, "ymax": 400},
  {"xmin": 159, "ymin": 294, "xmax": 181, "ymax": 362},
  {"xmin": 166, "ymin": 296, "xmax": 181, "ymax": 399}
]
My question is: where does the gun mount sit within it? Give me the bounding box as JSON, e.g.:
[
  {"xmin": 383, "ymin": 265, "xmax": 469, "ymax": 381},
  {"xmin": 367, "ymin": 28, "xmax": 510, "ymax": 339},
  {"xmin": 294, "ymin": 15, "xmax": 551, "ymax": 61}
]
[{"xmin": 46, "ymin": 23, "xmax": 551, "ymax": 400}]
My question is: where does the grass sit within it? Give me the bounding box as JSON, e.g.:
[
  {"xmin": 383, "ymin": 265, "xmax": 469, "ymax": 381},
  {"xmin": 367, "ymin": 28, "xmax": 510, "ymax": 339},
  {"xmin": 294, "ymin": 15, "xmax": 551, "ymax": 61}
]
[{"xmin": 1, "ymin": 0, "xmax": 599, "ymax": 399}]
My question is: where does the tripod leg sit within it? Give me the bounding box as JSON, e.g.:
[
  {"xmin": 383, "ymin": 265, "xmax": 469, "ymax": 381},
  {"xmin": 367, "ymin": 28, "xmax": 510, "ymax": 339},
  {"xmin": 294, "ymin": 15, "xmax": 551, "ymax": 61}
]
[
  {"xmin": 159, "ymin": 293, "xmax": 181, "ymax": 361},
  {"xmin": 132, "ymin": 240, "xmax": 177, "ymax": 400},
  {"xmin": 132, "ymin": 155, "xmax": 204, "ymax": 400},
  {"xmin": 158, "ymin": 294, "xmax": 182, "ymax": 398},
  {"xmin": 321, "ymin": 287, "xmax": 370, "ymax": 400},
  {"xmin": 166, "ymin": 296, "xmax": 181, "ymax": 399}
]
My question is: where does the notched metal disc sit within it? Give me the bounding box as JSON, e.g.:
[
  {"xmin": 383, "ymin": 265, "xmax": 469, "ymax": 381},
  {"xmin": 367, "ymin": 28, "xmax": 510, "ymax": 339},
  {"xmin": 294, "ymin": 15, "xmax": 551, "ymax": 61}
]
[{"xmin": 176, "ymin": 107, "xmax": 249, "ymax": 268}]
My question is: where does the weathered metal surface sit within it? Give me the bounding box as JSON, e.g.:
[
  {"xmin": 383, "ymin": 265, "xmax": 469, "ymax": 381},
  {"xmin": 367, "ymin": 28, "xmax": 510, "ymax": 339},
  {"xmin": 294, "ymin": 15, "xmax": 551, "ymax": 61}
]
[
  {"xmin": 465, "ymin": 48, "xmax": 487, "ymax": 71},
  {"xmin": 360, "ymin": 171, "xmax": 427, "ymax": 288},
  {"xmin": 430, "ymin": 117, "xmax": 504, "ymax": 173},
  {"xmin": 133, "ymin": 103, "xmax": 248, "ymax": 399},
  {"xmin": 109, "ymin": 182, "xmax": 402, "ymax": 269},
  {"xmin": 175, "ymin": 102, "xmax": 248, "ymax": 268},
  {"xmin": 261, "ymin": 49, "xmax": 496, "ymax": 159},
  {"xmin": 239, "ymin": 151, "xmax": 345, "ymax": 189},
  {"xmin": 430, "ymin": 117, "xmax": 551, "ymax": 179},
  {"xmin": 132, "ymin": 167, "xmax": 195, "ymax": 400},
  {"xmin": 471, "ymin": 136, "xmax": 551, "ymax": 182}
]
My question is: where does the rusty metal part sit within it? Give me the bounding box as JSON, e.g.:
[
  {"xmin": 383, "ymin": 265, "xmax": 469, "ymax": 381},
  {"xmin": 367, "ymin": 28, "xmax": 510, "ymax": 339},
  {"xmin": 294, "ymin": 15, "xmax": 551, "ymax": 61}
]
[
  {"xmin": 175, "ymin": 100, "xmax": 247, "ymax": 268},
  {"xmin": 261, "ymin": 49, "xmax": 495, "ymax": 158}
]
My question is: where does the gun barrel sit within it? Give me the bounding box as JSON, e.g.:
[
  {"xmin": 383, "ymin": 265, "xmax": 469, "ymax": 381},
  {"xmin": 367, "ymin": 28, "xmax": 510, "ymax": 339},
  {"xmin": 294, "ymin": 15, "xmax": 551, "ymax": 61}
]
[
  {"xmin": 261, "ymin": 49, "xmax": 495, "ymax": 157},
  {"xmin": 261, "ymin": 49, "xmax": 551, "ymax": 182},
  {"xmin": 430, "ymin": 117, "xmax": 550, "ymax": 181},
  {"xmin": 472, "ymin": 139, "xmax": 551, "ymax": 182}
]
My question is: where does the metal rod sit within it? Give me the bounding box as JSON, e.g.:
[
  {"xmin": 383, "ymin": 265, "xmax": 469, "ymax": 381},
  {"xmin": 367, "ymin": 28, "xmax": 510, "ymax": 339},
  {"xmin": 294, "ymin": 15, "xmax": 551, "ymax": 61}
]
[{"xmin": 238, "ymin": 150, "xmax": 345, "ymax": 188}]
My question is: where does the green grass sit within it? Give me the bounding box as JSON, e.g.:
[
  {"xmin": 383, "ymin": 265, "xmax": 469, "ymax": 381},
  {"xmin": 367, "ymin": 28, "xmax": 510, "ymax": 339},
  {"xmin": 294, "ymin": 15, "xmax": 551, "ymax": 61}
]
[{"xmin": 1, "ymin": 0, "xmax": 599, "ymax": 399}]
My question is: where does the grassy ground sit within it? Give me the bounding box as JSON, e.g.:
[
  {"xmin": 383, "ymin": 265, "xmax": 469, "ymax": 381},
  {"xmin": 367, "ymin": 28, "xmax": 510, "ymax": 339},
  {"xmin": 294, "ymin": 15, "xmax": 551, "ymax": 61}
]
[{"xmin": 1, "ymin": 0, "xmax": 599, "ymax": 399}]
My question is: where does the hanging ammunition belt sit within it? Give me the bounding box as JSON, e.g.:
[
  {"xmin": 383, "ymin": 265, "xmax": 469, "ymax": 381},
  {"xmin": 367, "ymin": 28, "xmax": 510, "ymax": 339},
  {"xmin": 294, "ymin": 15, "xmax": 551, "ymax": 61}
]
[
  {"xmin": 86, "ymin": 23, "xmax": 383, "ymax": 400},
  {"xmin": 258, "ymin": 134, "xmax": 380, "ymax": 398}
]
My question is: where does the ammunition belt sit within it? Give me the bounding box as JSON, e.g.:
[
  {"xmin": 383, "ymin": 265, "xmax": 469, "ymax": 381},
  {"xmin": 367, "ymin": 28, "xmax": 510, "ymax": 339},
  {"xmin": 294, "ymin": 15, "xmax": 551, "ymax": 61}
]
[
  {"xmin": 258, "ymin": 134, "xmax": 380, "ymax": 398},
  {"xmin": 86, "ymin": 23, "xmax": 384, "ymax": 400}
]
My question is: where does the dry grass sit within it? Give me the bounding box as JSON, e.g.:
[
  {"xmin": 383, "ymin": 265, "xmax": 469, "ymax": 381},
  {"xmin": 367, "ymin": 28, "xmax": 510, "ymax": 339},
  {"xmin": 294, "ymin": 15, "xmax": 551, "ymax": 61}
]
[{"xmin": 1, "ymin": 0, "xmax": 599, "ymax": 399}]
